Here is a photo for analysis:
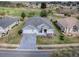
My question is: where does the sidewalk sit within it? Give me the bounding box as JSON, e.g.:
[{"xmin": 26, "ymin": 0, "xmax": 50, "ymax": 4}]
[{"xmin": 0, "ymin": 43, "xmax": 79, "ymax": 49}]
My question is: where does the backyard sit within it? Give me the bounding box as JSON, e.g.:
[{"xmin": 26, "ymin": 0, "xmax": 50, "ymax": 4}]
[{"xmin": 0, "ymin": 7, "xmax": 41, "ymax": 17}]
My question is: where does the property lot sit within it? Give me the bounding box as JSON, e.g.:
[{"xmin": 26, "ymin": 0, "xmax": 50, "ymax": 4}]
[{"xmin": 0, "ymin": 21, "xmax": 24, "ymax": 44}]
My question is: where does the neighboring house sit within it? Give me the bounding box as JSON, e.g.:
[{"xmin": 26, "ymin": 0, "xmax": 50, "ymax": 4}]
[
  {"xmin": 56, "ymin": 17, "xmax": 79, "ymax": 36},
  {"xmin": 0, "ymin": 16, "xmax": 19, "ymax": 37},
  {"xmin": 54, "ymin": 14, "xmax": 66, "ymax": 18},
  {"xmin": 23, "ymin": 16, "xmax": 54, "ymax": 36},
  {"xmin": 57, "ymin": 6, "xmax": 77, "ymax": 14}
]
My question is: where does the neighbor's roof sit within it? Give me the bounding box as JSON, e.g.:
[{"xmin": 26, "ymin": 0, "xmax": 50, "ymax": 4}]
[
  {"xmin": 0, "ymin": 16, "xmax": 19, "ymax": 28},
  {"xmin": 57, "ymin": 17, "xmax": 79, "ymax": 28},
  {"xmin": 25, "ymin": 16, "xmax": 53, "ymax": 29}
]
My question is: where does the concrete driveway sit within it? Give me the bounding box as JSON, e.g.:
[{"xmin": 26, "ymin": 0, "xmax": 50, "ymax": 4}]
[{"xmin": 18, "ymin": 33, "xmax": 37, "ymax": 49}]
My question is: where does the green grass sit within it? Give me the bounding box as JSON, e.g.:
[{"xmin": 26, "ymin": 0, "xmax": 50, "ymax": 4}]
[
  {"xmin": 51, "ymin": 47, "xmax": 79, "ymax": 57},
  {"xmin": 0, "ymin": 7, "xmax": 41, "ymax": 17},
  {"xmin": 37, "ymin": 33, "xmax": 73, "ymax": 44}
]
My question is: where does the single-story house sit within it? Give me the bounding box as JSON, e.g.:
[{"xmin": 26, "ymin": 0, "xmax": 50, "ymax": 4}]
[
  {"xmin": 0, "ymin": 16, "xmax": 19, "ymax": 37},
  {"xmin": 57, "ymin": 6, "xmax": 77, "ymax": 14},
  {"xmin": 56, "ymin": 17, "xmax": 79, "ymax": 36},
  {"xmin": 54, "ymin": 14, "xmax": 66, "ymax": 18},
  {"xmin": 18, "ymin": 16, "xmax": 55, "ymax": 49},
  {"xmin": 23, "ymin": 16, "xmax": 54, "ymax": 36}
]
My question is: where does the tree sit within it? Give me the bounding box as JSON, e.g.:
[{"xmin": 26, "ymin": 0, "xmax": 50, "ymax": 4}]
[
  {"xmin": 21, "ymin": 12, "xmax": 26, "ymax": 21},
  {"xmin": 41, "ymin": 2, "xmax": 46, "ymax": 9},
  {"xmin": 59, "ymin": 34, "xmax": 64, "ymax": 40},
  {"xmin": 40, "ymin": 10, "xmax": 47, "ymax": 17},
  {"xmin": 64, "ymin": 13, "xmax": 71, "ymax": 17},
  {"xmin": 18, "ymin": 30, "xmax": 22, "ymax": 35},
  {"xmin": 48, "ymin": 9, "xmax": 53, "ymax": 15},
  {"xmin": 76, "ymin": 16, "xmax": 79, "ymax": 20}
]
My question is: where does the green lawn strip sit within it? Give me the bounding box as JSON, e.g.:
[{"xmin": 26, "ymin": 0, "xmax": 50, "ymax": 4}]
[{"xmin": 51, "ymin": 47, "xmax": 79, "ymax": 57}]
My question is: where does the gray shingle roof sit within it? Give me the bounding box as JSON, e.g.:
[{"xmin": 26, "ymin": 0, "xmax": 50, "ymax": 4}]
[
  {"xmin": 0, "ymin": 16, "xmax": 19, "ymax": 28},
  {"xmin": 23, "ymin": 25, "xmax": 36, "ymax": 30},
  {"xmin": 57, "ymin": 17, "xmax": 79, "ymax": 28},
  {"xmin": 25, "ymin": 16, "xmax": 53, "ymax": 29}
]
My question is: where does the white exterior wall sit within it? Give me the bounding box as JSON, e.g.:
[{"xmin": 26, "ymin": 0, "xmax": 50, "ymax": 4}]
[
  {"xmin": 0, "ymin": 27, "xmax": 5, "ymax": 33},
  {"xmin": 64, "ymin": 27, "xmax": 72, "ymax": 34},
  {"xmin": 23, "ymin": 29, "xmax": 54, "ymax": 36},
  {"xmin": 23, "ymin": 29, "xmax": 38, "ymax": 34},
  {"xmin": 65, "ymin": 27, "xmax": 79, "ymax": 33},
  {"xmin": 47, "ymin": 29, "xmax": 54, "ymax": 34},
  {"xmin": 0, "ymin": 27, "xmax": 5, "ymax": 37},
  {"xmin": 5, "ymin": 21, "xmax": 19, "ymax": 32}
]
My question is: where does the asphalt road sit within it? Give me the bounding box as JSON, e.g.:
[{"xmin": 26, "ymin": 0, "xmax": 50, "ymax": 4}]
[{"xmin": 0, "ymin": 49, "xmax": 53, "ymax": 57}]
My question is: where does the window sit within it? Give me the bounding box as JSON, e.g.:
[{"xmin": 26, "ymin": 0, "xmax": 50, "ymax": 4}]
[
  {"xmin": 39, "ymin": 28, "xmax": 42, "ymax": 33},
  {"xmin": 73, "ymin": 25, "xmax": 78, "ymax": 32}
]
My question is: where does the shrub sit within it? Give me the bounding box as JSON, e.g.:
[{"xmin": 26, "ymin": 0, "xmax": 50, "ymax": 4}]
[
  {"xmin": 59, "ymin": 34, "xmax": 64, "ymax": 40},
  {"xmin": 76, "ymin": 16, "xmax": 79, "ymax": 20},
  {"xmin": 40, "ymin": 10, "xmax": 47, "ymax": 17},
  {"xmin": 18, "ymin": 30, "xmax": 22, "ymax": 35},
  {"xmin": 16, "ymin": 3, "xmax": 24, "ymax": 8},
  {"xmin": 21, "ymin": 12, "xmax": 26, "ymax": 21},
  {"xmin": 64, "ymin": 13, "xmax": 71, "ymax": 17},
  {"xmin": 48, "ymin": 9, "xmax": 53, "ymax": 15},
  {"xmin": 41, "ymin": 2, "xmax": 46, "ymax": 9}
]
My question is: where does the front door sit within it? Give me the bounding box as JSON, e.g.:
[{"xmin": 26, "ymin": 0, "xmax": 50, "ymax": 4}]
[{"xmin": 44, "ymin": 29, "xmax": 47, "ymax": 33}]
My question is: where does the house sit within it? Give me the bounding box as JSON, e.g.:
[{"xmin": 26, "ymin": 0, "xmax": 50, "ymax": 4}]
[
  {"xmin": 54, "ymin": 14, "xmax": 66, "ymax": 18},
  {"xmin": 23, "ymin": 16, "xmax": 54, "ymax": 36},
  {"xmin": 56, "ymin": 17, "xmax": 79, "ymax": 36},
  {"xmin": 0, "ymin": 16, "xmax": 19, "ymax": 37},
  {"xmin": 18, "ymin": 16, "xmax": 54, "ymax": 49},
  {"xmin": 57, "ymin": 6, "xmax": 77, "ymax": 14}
]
